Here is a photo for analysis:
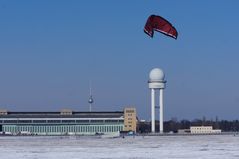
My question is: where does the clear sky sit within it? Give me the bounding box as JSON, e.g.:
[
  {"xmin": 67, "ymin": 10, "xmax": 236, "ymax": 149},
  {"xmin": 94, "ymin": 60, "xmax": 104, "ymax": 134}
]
[{"xmin": 0, "ymin": 0, "xmax": 239, "ymax": 120}]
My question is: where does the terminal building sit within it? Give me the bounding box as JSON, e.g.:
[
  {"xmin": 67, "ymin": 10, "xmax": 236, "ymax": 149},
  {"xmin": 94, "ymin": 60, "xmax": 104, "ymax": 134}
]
[{"xmin": 0, "ymin": 108, "xmax": 137, "ymax": 135}]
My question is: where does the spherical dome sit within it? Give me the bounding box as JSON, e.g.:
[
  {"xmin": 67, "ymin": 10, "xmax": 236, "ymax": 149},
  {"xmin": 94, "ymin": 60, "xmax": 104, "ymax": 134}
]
[
  {"xmin": 88, "ymin": 96, "xmax": 94, "ymax": 104},
  {"xmin": 149, "ymin": 68, "xmax": 165, "ymax": 81}
]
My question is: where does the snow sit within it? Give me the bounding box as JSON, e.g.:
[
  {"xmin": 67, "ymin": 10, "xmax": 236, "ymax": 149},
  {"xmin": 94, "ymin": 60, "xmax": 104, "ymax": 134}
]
[{"xmin": 0, "ymin": 135, "xmax": 239, "ymax": 159}]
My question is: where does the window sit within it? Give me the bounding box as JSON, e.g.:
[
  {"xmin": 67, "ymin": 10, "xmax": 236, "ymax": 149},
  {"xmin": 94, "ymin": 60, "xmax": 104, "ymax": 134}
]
[
  {"xmin": 18, "ymin": 120, "xmax": 32, "ymax": 123},
  {"xmin": 76, "ymin": 120, "xmax": 90, "ymax": 123},
  {"xmin": 4, "ymin": 120, "xmax": 18, "ymax": 123},
  {"xmin": 90, "ymin": 120, "xmax": 104, "ymax": 123},
  {"xmin": 62, "ymin": 120, "xmax": 75, "ymax": 123},
  {"xmin": 118, "ymin": 120, "xmax": 124, "ymax": 123},
  {"xmin": 33, "ymin": 120, "xmax": 47, "ymax": 123},
  {"xmin": 47, "ymin": 120, "xmax": 61, "ymax": 123},
  {"xmin": 105, "ymin": 120, "xmax": 118, "ymax": 123}
]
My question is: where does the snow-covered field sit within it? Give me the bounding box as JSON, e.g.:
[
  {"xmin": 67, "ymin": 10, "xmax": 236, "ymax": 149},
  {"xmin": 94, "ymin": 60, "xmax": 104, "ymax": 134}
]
[{"xmin": 0, "ymin": 135, "xmax": 239, "ymax": 159}]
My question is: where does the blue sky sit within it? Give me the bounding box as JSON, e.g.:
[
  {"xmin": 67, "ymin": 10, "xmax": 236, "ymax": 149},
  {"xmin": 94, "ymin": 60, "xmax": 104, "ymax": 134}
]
[{"xmin": 0, "ymin": 0, "xmax": 239, "ymax": 120}]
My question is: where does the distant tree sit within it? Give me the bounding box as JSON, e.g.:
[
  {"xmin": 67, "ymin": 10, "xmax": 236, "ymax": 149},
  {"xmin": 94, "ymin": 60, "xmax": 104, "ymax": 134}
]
[
  {"xmin": 168, "ymin": 117, "xmax": 179, "ymax": 132},
  {"xmin": 191, "ymin": 119, "xmax": 203, "ymax": 126},
  {"xmin": 233, "ymin": 120, "xmax": 239, "ymax": 131},
  {"xmin": 137, "ymin": 117, "xmax": 239, "ymax": 134},
  {"xmin": 180, "ymin": 119, "xmax": 191, "ymax": 129},
  {"xmin": 202, "ymin": 116, "xmax": 206, "ymax": 126},
  {"xmin": 137, "ymin": 121, "xmax": 151, "ymax": 133}
]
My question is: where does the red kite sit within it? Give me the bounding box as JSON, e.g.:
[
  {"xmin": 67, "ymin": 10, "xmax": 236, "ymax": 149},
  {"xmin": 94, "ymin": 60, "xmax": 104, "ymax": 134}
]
[{"xmin": 144, "ymin": 15, "xmax": 178, "ymax": 39}]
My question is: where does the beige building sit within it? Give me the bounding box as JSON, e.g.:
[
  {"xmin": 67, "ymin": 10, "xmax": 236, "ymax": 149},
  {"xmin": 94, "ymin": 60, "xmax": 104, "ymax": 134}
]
[
  {"xmin": 0, "ymin": 110, "xmax": 8, "ymax": 115},
  {"xmin": 190, "ymin": 126, "xmax": 221, "ymax": 134},
  {"xmin": 123, "ymin": 107, "xmax": 137, "ymax": 132}
]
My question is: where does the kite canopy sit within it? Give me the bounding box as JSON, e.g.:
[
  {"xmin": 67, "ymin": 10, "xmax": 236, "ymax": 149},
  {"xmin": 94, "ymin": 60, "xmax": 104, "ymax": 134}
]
[{"xmin": 144, "ymin": 15, "xmax": 178, "ymax": 39}]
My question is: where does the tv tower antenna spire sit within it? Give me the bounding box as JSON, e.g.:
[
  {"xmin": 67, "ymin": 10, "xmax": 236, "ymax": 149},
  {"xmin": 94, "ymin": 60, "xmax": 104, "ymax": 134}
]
[{"xmin": 88, "ymin": 81, "xmax": 94, "ymax": 112}]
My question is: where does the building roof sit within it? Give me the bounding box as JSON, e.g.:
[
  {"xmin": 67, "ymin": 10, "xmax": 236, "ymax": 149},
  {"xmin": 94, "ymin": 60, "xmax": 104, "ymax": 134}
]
[{"xmin": 0, "ymin": 111, "xmax": 124, "ymax": 119}]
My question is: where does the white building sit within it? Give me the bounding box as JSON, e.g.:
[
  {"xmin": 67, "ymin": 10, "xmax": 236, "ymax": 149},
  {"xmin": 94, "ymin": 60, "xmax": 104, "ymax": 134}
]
[{"xmin": 190, "ymin": 126, "xmax": 221, "ymax": 134}]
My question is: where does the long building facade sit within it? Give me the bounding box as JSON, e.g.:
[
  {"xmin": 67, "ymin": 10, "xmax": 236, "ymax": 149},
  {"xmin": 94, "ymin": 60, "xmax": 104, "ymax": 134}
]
[{"xmin": 0, "ymin": 108, "xmax": 137, "ymax": 135}]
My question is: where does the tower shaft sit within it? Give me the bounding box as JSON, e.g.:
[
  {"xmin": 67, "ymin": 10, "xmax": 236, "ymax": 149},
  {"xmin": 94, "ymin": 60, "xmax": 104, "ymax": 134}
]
[
  {"xmin": 159, "ymin": 89, "xmax": 164, "ymax": 133},
  {"xmin": 151, "ymin": 89, "xmax": 155, "ymax": 133}
]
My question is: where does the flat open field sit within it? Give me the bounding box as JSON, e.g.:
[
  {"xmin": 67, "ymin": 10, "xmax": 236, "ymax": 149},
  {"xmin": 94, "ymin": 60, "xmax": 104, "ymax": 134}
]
[{"xmin": 0, "ymin": 135, "xmax": 239, "ymax": 159}]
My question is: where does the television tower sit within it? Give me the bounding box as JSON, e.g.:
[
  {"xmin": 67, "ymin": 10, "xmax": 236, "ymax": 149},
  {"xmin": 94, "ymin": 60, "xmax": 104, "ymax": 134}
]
[
  {"xmin": 88, "ymin": 81, "xmax": 94, "ymax": 112},
  {"xmin": 148, "ymin": 68, "xmax": 166, "ymax": 133}
]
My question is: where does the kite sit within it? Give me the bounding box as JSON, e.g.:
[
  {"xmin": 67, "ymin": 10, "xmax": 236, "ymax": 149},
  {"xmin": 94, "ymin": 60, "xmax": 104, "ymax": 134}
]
[{"xmin": 144, "ymin": 15, "xmax": 178, "ymax": 39}]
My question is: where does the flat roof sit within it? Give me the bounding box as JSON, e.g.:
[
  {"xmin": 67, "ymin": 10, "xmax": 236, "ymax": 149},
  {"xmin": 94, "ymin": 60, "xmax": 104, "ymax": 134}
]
[{"xmin": 0, "ymin": 111, "xmax": 124, "ymax": 119}]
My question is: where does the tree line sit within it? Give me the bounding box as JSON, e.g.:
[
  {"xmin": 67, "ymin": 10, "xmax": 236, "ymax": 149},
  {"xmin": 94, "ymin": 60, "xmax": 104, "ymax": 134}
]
[{"xmin": 137, "ymin": 117, "xmax": 239, "ymax": 133}]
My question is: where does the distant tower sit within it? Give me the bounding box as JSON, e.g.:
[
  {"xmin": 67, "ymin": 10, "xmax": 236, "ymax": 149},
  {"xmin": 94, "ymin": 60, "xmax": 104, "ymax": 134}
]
[
  {"xmin": 148, "ymin": 68, "xmax": 166, "ymax": 133},
  {"xmin": 88, "ymin": 82, "xmax": 94, "ymax": 112}
]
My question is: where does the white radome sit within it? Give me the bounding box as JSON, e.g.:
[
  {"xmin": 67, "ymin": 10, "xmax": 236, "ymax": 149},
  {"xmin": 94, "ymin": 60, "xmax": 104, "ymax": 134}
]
[{"xmin": 149, "ymin": 68, "xmax": 165, "ymax": 81}]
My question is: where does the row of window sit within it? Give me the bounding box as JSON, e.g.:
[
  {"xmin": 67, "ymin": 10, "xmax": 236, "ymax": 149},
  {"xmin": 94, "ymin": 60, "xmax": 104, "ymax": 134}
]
[
  {"xmin": 191, "ymin": 127, "xmax": 212, "ymax": 130},
  {"xmin": 0, "ymin": 119, "xmax": 124, "ymax": 124},
  {"xmin": 191, "ymin": 131, "xmax": 213, "ymax": 133},
  {"xmin": 126, "ymin": 110, "xmax": 135, "ymax": 113},
  {"xmin": 3, "ymin": 125, "xmax": 124, "ymax": 134}
]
